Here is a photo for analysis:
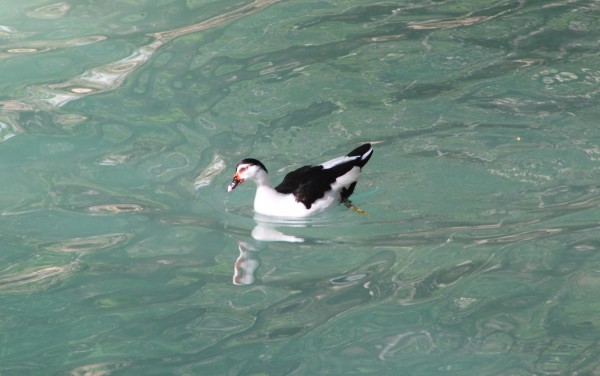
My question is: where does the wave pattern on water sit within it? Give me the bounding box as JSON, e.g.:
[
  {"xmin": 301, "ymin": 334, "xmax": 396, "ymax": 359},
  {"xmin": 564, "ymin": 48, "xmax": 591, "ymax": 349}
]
[{"xmin": 1, "ymin": 0, "xmax": 600, "ymax": 375}]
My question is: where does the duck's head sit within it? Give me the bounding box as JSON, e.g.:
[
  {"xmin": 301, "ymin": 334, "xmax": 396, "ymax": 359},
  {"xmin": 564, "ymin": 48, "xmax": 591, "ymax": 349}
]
[{"xmin": 227, "ymin": 158, "xmax": 268, "ymax": 192}]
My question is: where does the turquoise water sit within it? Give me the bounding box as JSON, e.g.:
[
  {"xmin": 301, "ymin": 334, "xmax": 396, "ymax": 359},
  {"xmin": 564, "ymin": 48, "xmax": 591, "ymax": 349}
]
[{"xmin": 2, "ymin": 0, "xmax": 600, "ymax": 374}]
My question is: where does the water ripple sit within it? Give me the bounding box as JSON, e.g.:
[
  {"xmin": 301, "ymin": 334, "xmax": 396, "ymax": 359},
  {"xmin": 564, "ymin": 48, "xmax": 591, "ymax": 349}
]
[
  {"xmin": 0, "ymin": 0, "xmax": 281, "ymax": 143},
  {"xmin": 25, "ymin": 2, "xmax": 71, "ymax": 19},
  {"xmin": 194, "ymin": 153, "xmax": 227, "ymax": 189},
  {"xmin": 0, "ymin": 35, "xmax": 107, "ymax": 61},
  {"xmin": 0, "ymin": 263, "xmax": 76, "ymax": 293},
  {"xmin": 88, "ymin": 204, "xmax": 144, "ymax": 214},
  {"xmin": 44, "ymin": 233, "xmax": 128, "ymax": 253}
]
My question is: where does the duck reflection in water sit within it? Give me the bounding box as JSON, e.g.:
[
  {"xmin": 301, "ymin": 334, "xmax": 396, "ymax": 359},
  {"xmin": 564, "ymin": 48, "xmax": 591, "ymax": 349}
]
[{"xmin": 233, "ymin": 216, "xmax": 305, "ymax": 286}]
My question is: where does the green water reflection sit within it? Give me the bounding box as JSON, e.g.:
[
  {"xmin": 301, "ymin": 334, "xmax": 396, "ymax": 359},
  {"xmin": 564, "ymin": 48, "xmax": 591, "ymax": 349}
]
[{"xmin": 1, "ymin": 0, "xmax": 600, "ymax": 374}]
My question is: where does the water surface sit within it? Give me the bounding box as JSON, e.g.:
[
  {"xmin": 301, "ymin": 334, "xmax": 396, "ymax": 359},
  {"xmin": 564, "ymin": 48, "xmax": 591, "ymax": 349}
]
[{"xmin": 1, "ymin": 0, "xmax": 600, "ymax": 374}]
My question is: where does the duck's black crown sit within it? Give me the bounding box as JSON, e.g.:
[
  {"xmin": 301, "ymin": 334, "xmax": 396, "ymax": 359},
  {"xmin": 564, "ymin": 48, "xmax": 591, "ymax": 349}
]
[{"xmin": 237, "ymin": 158, "xmax": 268, "ymax": 173}]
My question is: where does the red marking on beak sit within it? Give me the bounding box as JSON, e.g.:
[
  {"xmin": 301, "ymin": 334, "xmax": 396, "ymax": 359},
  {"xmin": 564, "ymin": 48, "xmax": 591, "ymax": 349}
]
[{"xmin": 227, "ymin": 173, "xmax": 243, "ymax": 192}]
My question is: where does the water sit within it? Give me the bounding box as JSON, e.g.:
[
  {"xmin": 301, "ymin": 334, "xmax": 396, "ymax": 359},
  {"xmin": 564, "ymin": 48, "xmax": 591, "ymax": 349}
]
[{"xmin": 1, "ymin": 0, "xmax": 600, "ymax": 374}]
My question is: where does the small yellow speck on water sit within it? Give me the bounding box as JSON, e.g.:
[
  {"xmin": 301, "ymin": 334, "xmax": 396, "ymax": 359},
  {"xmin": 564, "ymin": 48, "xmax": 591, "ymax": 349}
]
[{"xmin": 516, "ymin": 136, "xmax": 522, "ymax": 141}]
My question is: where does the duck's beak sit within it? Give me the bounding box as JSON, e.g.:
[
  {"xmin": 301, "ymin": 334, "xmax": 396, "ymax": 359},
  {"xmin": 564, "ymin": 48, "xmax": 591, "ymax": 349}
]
[{"xmin": 227, "ymin": 173, "xmax": 243, "ymax": 192}]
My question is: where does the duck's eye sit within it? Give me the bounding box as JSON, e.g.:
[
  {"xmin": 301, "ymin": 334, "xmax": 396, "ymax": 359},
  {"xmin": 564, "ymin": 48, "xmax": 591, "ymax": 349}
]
[{"xmin": 239, "ymin": 166, "xmax": 247, "ymax": 172}]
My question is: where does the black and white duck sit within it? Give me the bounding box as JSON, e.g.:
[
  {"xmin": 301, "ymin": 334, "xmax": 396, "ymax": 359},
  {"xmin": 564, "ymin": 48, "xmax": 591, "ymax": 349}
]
[{"xmin": 227, "ymin": 143, "xmax": 373, "ymax": 217}]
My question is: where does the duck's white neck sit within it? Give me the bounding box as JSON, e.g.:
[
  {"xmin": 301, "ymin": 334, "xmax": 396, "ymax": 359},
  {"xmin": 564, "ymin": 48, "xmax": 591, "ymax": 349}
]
[{"xmin": 251, "ymin": 170, "xmax": 272, "ymax": 188}]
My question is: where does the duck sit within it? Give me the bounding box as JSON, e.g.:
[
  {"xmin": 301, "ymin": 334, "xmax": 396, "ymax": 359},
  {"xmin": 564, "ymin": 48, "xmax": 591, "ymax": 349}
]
[{"xmin": 227, "ymin": 143, "xmax": 373, "ymax": 217}]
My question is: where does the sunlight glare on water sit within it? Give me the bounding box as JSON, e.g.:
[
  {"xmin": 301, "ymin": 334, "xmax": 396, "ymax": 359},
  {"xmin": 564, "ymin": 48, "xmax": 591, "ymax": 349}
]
[{"xmin": 1, "ymin": 0, "xmax": 600, "ymax": 374}]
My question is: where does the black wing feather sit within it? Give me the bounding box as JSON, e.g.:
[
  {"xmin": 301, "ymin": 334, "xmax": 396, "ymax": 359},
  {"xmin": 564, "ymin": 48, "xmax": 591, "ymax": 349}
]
[
  {"xmin": 273, "ymin": 165, "xmax": 313, "ymax": 194},
  {"xmin": 346, "ymin": 143, "xmax": 372, "ymax": 167},
  {"xmin": 275, "ymin": 164, "xmax": 354, "ymax": 209},
  {"xmin": 274, "ymin": 143, "xmax": 372, "ymax": 209}
]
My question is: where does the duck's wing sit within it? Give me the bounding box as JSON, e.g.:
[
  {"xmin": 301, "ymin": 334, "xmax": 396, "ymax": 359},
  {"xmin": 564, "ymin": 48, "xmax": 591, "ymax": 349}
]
[
  {"xmin": 274, "ymin": 144, "xmax": 373, "ymax": 209},
  {"xmin": 274, "ymin": 164, "xmax": 352, "ymax": 209},
  {"xmin": 273, "ymin": 165, "xmax": 315, "ymax": 195}
]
